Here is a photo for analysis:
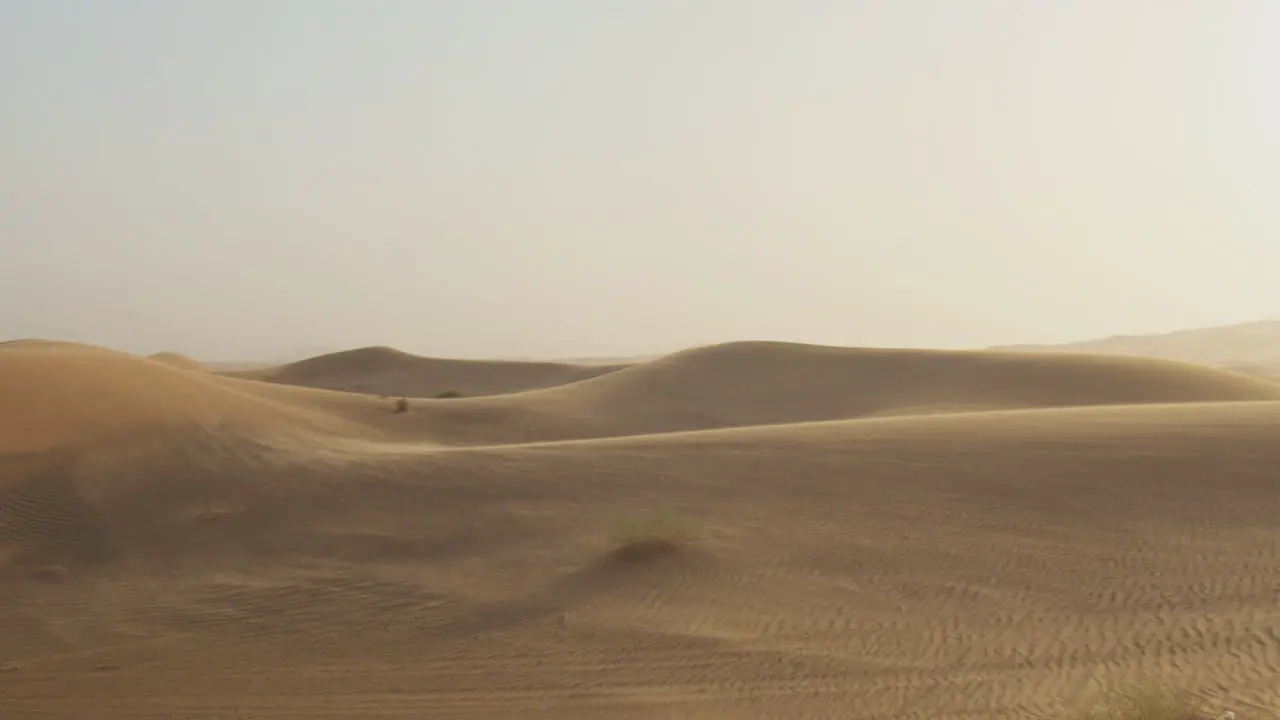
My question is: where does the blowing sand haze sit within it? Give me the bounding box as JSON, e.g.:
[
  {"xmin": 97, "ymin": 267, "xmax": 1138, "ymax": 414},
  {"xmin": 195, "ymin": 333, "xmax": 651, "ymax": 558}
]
[{"xmin": 4, "ymin": 339, "xmax": 1280, "ymax": 718}]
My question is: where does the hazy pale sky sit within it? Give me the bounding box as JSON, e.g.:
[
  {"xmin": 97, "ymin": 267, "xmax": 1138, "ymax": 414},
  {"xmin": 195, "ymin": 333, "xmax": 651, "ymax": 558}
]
[{"xmin": 2, "ymin": 1, "xmax": 1277, "ymax": 360}]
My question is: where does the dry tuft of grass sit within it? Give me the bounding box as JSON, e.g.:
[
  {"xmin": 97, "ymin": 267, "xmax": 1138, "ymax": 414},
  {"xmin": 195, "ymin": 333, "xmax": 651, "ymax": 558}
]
[
  {"xmin": 26, "ymin": 565, "xmax": 69, "ymax": 583},
  {"xmin": 434, "ymin": 389, "xmax": 464, "ymax": 399},
  {"xmin": 391, "ymin": 397, "xmax": 410, "ymax": 413},
  {"xmin": 607, "ymin": 510, "xmax": 696, "ymax": 562}
]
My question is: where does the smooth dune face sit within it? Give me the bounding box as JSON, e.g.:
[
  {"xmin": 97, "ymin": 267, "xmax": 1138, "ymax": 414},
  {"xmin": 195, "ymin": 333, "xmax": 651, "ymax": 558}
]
[{"xmin": 4, "ymin": 341, "xmax": 1280, "ymax": 718}]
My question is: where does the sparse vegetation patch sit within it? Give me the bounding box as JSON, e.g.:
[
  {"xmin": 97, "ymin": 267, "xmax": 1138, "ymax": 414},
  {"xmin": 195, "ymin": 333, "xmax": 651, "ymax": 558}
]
[
  {"xmin": 607, "ymin": 510, "xmax": 696, "ymax": 562},
  {"xmin": 1070, "ymin": 683, "xmax": 1223, "ymax": 720}
]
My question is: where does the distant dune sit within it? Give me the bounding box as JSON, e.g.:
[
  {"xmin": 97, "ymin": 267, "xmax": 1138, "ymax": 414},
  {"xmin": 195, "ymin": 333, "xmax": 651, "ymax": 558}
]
[
  {"xmin": 545, "ymin": 352, "xmax": 665, "ymax": 366},
  {"xmin": 228, "ymin": 345, "xmax": 630, "ymax": 398},
  {"xmin": 991, "ymin": 318, "xmax": 1280, "ymax": 369},
  {"xmin": 6, "ymin": 337, "xmax": 1280, "ymax": 718},
  {"xmin": 401, "ymin": 340, "xmax": 1280, "ymax": 445}
]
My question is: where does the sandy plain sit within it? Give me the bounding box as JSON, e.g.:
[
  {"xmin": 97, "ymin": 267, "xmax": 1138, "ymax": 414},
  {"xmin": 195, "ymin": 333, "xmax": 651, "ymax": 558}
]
[{"xmin": 4, "ymin": 338, "xmax": 1280, "ymax": 718}]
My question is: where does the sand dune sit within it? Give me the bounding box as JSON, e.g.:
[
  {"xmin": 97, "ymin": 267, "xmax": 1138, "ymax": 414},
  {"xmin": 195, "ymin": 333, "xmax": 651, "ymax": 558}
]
[
  {"xmin": 231, "ymin": 345, "xmax": 630, "ymax": 398},
  {"xmin": 4, "ymin": 340, "xmax": 1280, "ymax": 718},
  {"xmin": 993, "ymin": 318, "xmax": 1280, "ymax": 368},
  {"xmin": 145, "ymin": 351, "xmax": 209, "ymax": 372},
  {"xmin": 0, "ymin": 341, "xmax": 381, "ymax": 455},
  {"xmin": 402, "ymin": 341, "xmax": 1280, "ymax": 445},
  {"xmin": 547, "ymin": 339, "xmax": 1280, "ymax": 415},
  {"xmin": 1225, "ymin": 362, "xmax": 1280, "ymax": 381}
]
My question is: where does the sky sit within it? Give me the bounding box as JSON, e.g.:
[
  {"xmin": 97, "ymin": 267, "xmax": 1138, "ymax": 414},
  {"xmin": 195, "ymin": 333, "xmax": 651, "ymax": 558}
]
[{"xmin": 2, "ymin": 0, "xmax": 1278, "ymax": 361}]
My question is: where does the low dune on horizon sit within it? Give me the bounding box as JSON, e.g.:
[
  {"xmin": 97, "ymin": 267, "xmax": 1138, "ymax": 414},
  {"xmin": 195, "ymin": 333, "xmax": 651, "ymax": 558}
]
[
  {"xmin": 4, "ymin": 337, "xmax": 1280, "ymax": 718},
  {"xmin": 224, "ymin": 346, "xmax": 633, "ymax": 400},
  {"xmin": 990, "ymin": 319, "xmax": 1280, "ymax": 374}
]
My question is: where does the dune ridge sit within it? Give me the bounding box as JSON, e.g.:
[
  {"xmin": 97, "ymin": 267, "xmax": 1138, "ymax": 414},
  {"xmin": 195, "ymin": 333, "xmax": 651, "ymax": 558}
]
[
  {"xmin": 4, "ymin": 339, "xmax": 1280, "ymax": 718},
  {"xmin": 229, "ymin": 345, "xmax": 630, "ymax": 398},
  {"xmin": 523, "ymin": 339, "xmax": 1280, "ymax": 416},
  {"xmin": 374, "ymin": 340, "xmax": 1280, "ymax": 446},
  {"xmin": 992, "ymin": 318, "xmax": 1280, "ymax": 367}
]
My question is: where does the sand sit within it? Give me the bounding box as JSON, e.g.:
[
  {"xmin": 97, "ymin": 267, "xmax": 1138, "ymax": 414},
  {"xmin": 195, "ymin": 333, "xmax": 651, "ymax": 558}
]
[
  {"xmin": 992, "ymin": 318, "xmax": 1280, "ymax": 369},
  {"xmin": 4, "ymin": 338, "xmax": 1280, "ymax": 718},
  {"xmin": 228, "ymin": 346, "xmax": 629, "ymax": 398}
]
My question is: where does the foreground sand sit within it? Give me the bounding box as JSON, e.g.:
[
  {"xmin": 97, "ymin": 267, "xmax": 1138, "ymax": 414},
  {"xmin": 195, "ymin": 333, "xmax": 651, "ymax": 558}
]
[{"xmin": 4, "ymin": 340, "xmax": 1280, "ymax": 718}]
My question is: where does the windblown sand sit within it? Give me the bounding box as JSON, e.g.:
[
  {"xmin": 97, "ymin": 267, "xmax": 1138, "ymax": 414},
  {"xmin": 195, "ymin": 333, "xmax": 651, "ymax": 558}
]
[{"xmin": 4, "ymin": 339, "xmax": 1280, "ymax": 718}]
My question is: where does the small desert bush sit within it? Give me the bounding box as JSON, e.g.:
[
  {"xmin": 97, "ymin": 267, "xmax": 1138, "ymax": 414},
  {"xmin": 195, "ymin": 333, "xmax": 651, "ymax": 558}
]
[
  {"xmin": 434, "ymin": 389, "xmax": 463, "ymax": 399},
  {"xmin": 391, "ymin": 397, "xmax": 410, "ymax": 413},
  {"xmin": 607, "ymin": 510, "xmax": 696, "ymax": 562},
  {"xmin": 1072, "ymin": 684, "xmax": 1218, "ymax": 720}
]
